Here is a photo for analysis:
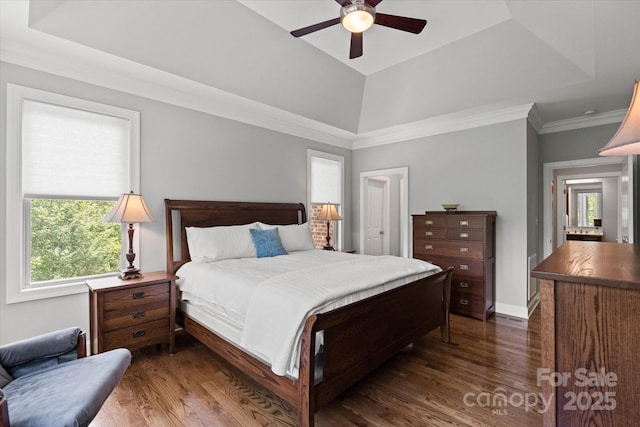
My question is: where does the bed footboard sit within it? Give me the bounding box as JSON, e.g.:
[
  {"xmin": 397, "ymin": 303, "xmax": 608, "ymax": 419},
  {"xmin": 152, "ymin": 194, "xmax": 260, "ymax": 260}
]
[{"xmin": 298, "ymin": 267, "xmax": 453, "ymax": 427}]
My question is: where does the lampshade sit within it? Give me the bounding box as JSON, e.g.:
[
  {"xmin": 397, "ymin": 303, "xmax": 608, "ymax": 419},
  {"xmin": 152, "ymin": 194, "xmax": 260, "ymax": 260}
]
[
  {"xmin": 104, "ymin": 192, "xmax": 154, "ymax": 223},
  {"xmin": 316, "ymin": 203, "xmax": 343, "ymax": 221},
  {"xmin": 599, "ymin": 81, "xmax": 640, "ymax": 156},
  {"xmin": 341, "ymin": 1, "xmax": 375, "ymax": 33}
]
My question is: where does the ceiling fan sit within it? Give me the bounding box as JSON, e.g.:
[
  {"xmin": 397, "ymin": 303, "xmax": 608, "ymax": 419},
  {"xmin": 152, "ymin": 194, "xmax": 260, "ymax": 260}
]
[{"xmin": 290, "ymin": 0, "xmax": 427, "ymax": 59}]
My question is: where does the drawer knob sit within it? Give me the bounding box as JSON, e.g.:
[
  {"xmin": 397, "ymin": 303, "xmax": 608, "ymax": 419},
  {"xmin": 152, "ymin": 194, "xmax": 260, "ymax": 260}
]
[
  {"xmin": 132, "ymin": 311, "xmax": 146, "ymax": 319},
  {"xmin": 459, "ymin": 220, "xmax": 469, "ymax": 226},
  {"xmin": 460, "ymin": 264, "xmax": 469, "ymax": 270},
  {"xmin": 460, "ymin": 232, "xmax": 469, "ymax": 238},
  {"xmin": 459, "ymin": 282, "xmax": 469, "ymax": 288},
  {"xmin": 425, "ymin": 220, "xmax": 433, "ymax": 225},
  {"xmin": 425, "ymin": 244, "xmax": 433, "ymax": 250},
  {"xmin": 460, "ymin": 247, "xmax": 469, "ymax": 253},
  {"xmin": 132, "ymin": 329, "xmax": 146, "ymax": 338},
  {"xmin": 132, "ymin": 292, "xmax": 145, "ymax": 300},
  {"xmin": 459, "ymin": 299, "xmax": 469, "ymax": 306},
  {"xmin": 425, "ymin": 231, "xmax": 433, "ymax": 236}
]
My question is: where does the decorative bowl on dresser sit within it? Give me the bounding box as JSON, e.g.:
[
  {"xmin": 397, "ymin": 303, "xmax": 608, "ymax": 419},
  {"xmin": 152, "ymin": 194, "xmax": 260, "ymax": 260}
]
[
  {"xmin": 86, "ymin": 271, "xmax": 177, "ymax": 355},
  {"xmin": 412, "ymin": 210, "xmax": 496, "ymax": 320}
]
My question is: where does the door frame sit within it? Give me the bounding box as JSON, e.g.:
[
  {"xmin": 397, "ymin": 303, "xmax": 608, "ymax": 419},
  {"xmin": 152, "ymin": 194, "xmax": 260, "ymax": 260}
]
[
  {"xmin": 543, "ymin": 156, "xmax": 633, "ymax": 258},
  {"xmin": 359, "ymin": 167, "xmax": 409, "ymax": 257}
]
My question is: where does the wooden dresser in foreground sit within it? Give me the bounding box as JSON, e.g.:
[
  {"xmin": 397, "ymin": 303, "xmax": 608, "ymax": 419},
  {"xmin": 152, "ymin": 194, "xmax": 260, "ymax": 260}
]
[
  {"xmin": 532, "ymin": 242, "xmax": 640, "ymax": 426},
  {"xmin": 412, "ymin": 211, "xmax": 496, "ymax": 320},
  {"xmin": 87, "ymin": 271, "xmax": 176, "ymax": 355}
]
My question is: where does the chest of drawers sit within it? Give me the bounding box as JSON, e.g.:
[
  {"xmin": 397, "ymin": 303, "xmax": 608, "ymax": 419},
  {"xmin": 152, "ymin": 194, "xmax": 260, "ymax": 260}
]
[
  {"xmin": 412, "ymin": 211, "xmax": 496, "ymax": 320},
  {"xmin": 86, "ymin": 271, "xmax": 176, "ymax": 354}
]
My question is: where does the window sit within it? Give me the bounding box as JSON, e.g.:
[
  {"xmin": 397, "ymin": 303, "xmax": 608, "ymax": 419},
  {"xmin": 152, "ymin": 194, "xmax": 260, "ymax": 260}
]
[
  {"xmin": 307, "ymin": 150, "xmax": 344, "ymax": 249},
  {"xmin": 5, "ymin": 84, "xmax": 140, "ymax": 302},
  {"xmin": 577, "ymin": 192, "xmax": 601, "ymax": 227}
]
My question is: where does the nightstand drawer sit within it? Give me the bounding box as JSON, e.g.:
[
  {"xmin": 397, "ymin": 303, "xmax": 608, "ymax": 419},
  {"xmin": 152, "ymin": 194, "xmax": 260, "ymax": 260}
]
[
  {"xmin": 103, "ymin": 318, "xmax": 169, "ymax": 352},
  {"xmin": 103, "ymin": 283, "xmax": 169, "ymax": 311},
  {"xmin": 87, "ymin": 271, "xmax": 177, "ymax": 354},
  {"xmin": 103, "ymin": 300, "xmax": 170, "ymax": 331}
]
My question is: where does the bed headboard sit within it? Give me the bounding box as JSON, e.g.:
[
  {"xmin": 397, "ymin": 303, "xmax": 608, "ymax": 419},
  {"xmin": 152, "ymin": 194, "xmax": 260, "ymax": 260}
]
[{"xmin": 164, "ymin": 199, "xmax": 307, "ymax": 274}]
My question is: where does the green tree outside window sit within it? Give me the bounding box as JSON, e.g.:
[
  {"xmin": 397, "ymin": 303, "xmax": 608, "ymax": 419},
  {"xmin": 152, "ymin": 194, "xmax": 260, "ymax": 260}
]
[{"xmin": 29, "ymin": 199, "xmax": 121, "ymax": 283}]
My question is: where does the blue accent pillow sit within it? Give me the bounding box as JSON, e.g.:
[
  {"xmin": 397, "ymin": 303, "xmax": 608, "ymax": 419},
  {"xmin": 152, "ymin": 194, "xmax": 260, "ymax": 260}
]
[{"xmin": 249, "ymin": 228, "xmax": 288, "ymax": 258}]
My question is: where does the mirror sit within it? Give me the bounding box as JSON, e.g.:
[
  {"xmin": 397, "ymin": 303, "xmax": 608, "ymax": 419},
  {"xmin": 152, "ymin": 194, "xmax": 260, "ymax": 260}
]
[{"xmin": 566, "ymin": 179, "xmax": 602, "ymax": 228}]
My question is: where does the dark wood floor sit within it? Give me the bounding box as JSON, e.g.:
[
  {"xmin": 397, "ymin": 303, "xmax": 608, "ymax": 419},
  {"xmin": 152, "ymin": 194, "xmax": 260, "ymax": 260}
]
[{"xmin": 92, "ymin": 309, "xmax": 543, "ymax": 426}]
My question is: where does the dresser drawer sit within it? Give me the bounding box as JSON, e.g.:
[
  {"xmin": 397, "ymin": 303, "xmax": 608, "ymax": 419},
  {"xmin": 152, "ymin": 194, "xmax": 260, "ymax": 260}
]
[
  {"xmin": 103, "ymin": 283, "xmax": 169, "ymax": 312},
  {"xmin": 452, "ymin": 277, "xmax": 485, "ymax": 297},
  {"xmin": 102, "ymin": 318, "xmax": 169, "ymax": 351},
  {"xmin": 414, "ymin": 240, "xmax": 484, "ymax": 260},
  {"xmin": 450, "ymin": 291, "xmax": 483, "ymax": 316},
  {"xmin": 420, "ymin": 215, "xmax": 446, "ymax": 227},
  {"xmin": 414, "ymin": 227, "xmax": 446, "ymax": 240},
  {"xmin": 446, "ymin": 228, "xmax": 484, "ymax": 242},
  {"xmin": 413, "ymin": 255, "xmax": 485, "ymax": 278},
  {"xmin": 446, "ymin": 215, "xmax": 485, "ymax": 229},
  {"xmin": 103, "ymin": 300, "xmax": 169, "ymax": 331}
]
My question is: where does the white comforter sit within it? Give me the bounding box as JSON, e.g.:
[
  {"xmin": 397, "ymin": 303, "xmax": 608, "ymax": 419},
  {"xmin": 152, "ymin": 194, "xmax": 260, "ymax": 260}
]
[{"xmin": 176, "ymin": 250, "xmax": 440, "ymax": 376}]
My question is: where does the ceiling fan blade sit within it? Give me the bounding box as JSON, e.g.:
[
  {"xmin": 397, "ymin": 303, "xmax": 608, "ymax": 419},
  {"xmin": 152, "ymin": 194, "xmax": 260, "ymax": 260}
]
[
  {"xmin": 374, "ymin": 13, "xmax": 427, "ymax": 34},
  {"xmin": 368, "ymin": 0, "xmax": 384, "ymax": 6},
  {"xmin": 335, "ymin": 0, "xmax": 351, "ymax": 5},
  {"xmin": 291, "ymin": 17, "xmax": 341, "ymax": 37},
  {"xmin": 350, "ymin": 32, "xmax": 363, "ymax": 59}
]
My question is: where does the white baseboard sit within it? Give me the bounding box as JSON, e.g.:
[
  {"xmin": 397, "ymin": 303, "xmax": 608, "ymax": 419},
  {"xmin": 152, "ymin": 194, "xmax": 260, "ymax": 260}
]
[
  {"xmin": 527, "ymin": 293, "xmax": 541, "ymax": 316},
  {"xmin": 495, "ymin": 302, "xmax": 530, "ymax": 319}
]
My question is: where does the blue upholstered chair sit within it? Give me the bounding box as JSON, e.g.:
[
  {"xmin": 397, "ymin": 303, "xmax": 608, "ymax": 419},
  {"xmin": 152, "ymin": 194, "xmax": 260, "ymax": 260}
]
[{"xmin": 0, "ymin": 327, "xmax": 131, "ymax": 427}]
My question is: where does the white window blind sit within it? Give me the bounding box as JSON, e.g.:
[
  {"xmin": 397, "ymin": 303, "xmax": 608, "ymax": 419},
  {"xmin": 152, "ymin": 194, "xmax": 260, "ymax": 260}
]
[
  {"xmin": 22, "ymin": 99, "xmax": 130, "ymax": 198},
  {"xmin": 310, "ymin": 156, "xmax": 341, "ymax": 204}
]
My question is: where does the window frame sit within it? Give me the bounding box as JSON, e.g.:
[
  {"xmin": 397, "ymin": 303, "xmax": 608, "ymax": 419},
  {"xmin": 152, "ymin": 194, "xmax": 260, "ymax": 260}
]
[
  {"xmin": 307, "ymin": 150, "xmax": 344, "ymax": 249},
  {"xmin": 5, "ymin": 84, "xmax": 140, "ymax": 303}
]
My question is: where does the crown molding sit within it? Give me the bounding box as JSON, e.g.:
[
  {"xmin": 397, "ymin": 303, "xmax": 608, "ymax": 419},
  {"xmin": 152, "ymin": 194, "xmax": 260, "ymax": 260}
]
[
  {"xmin": 0, "ymin": 37, "xmax": 355, "ymax": 149},
  {"xmin": 527, "ymin": 103, "xmax": 544, "ymax": 133},
  {"xmin": 539, "ymin": 109, "xmax": 625, "ymax": 135},
  {"xmin": 352, "ymin": 103, "xmax": 534, "ymax": 150},
  {"xmin": 1, "ymin": 34, "xmax": 624, "ymax": 150}
]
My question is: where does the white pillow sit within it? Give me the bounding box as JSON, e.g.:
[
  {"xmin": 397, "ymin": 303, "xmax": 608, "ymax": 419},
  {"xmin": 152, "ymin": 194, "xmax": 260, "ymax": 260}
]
[
  {"xmin": 186, "ymin": 222, "xmax": 259, "ymax": 262},
  {"xmin": 257, "ymin": 222, "xmax": 316, "ymax": 252}
]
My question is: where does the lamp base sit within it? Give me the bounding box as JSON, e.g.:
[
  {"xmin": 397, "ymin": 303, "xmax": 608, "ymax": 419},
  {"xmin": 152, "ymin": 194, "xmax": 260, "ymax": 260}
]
[
  {"xmin": 118, "ymin": 268, "xmax": 142, "ymax": 280},
  {"xmin": 322, "ymin": 245, "xmax": 335, "ymax": 251}
]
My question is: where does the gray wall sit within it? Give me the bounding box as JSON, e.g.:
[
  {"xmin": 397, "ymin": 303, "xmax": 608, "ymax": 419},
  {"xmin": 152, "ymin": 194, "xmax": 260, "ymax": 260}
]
[
  {"xmin": 539, "ymin": 123, "xmax": 620, "ymax": 163},
  {"xmin": 0, "ymin": 61, "xmax": 351, "ymax": 344},
  {"xmin": 352, "ymin": 120, "xmax": 531, "ymax": 316},
  {"xmin": 527, "ymin": 121, "xmax": 540, "ymax": 258}
]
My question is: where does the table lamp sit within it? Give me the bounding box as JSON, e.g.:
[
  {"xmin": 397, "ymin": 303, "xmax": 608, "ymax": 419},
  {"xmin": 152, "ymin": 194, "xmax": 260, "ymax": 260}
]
[{"xmin": 104, "ymin": 191, "xmax": 153, "ymax": 279}]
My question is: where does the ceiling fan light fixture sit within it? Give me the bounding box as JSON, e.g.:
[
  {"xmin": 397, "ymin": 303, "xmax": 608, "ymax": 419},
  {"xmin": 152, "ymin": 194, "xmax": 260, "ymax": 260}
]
[{"xmin": 341, "ymin": 1, "xmax": 375, "ymax": 33}]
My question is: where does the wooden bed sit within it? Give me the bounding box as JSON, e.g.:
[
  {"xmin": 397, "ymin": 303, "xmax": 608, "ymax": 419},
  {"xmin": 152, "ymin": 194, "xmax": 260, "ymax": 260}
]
[{"xmin": 164, "ymin": 199, "xmax": 452, "ymax": 427}]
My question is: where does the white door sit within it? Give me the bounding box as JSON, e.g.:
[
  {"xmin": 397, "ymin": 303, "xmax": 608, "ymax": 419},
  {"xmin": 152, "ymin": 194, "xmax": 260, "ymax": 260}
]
[{"xmin": 365, "ymin": 178, "xmax": 385, "ymax": 255}]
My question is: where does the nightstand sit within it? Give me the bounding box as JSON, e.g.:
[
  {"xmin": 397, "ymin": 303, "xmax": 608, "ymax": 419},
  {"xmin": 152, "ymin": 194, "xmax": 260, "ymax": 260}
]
[{"xmin": 86, "ymin": 271, "xmax": 176, "ymax": 355}]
